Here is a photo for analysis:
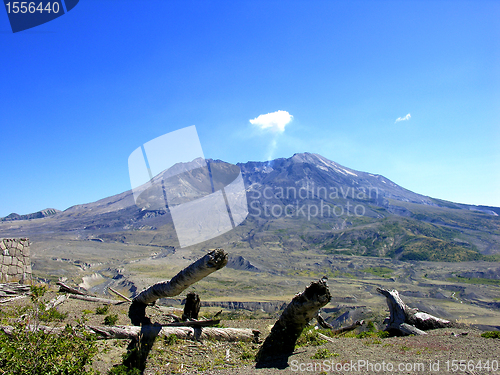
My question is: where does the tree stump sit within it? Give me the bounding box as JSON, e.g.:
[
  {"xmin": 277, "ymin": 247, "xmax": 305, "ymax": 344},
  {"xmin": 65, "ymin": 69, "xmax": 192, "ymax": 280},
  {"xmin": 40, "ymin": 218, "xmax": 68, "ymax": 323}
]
[
  {"xmin": 256, "ymin": 278, "xmax": 331, "ymax": 367},
  {"xmin": 377, "ymin": 287, "xmax": 452, "ymax": 336},
  {"xmin": 182, "ymin": 292, "xmax": 200, "ymax": 321}
]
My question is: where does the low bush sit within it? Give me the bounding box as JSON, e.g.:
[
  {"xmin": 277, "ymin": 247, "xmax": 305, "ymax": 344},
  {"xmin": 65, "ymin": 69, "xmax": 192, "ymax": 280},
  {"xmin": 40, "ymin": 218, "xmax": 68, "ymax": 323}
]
[
  {"xmin": 104, "ymin": 314, "xmax": 119, "ymax": 326},
  {"xmin": 96, "ymin": 304, "xmax": 110, "ymax": 315},
  {"xmin": 481, "ymin": 331, "xmax": 500, "ymax": 339},
  {"xmin": 0, "ymin": 284, "xmax": 98, "ymax": 375}
]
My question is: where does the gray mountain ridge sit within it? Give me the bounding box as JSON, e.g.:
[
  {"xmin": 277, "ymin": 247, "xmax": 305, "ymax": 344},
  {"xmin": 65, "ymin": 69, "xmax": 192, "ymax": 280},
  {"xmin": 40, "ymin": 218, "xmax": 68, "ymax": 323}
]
[
  {"xmin": 0, "ymin": 152, "xmax": 498, "ymax": 262},
  {"xmin": 1, "ymin": 208, "xmax": 61, "ymax": 222}
]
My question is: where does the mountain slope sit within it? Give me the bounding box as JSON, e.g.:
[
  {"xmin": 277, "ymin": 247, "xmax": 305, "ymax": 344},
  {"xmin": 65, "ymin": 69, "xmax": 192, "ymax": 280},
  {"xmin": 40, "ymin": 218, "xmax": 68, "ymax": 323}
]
[
  {"xmin": 0, "ymin": 153, "xmax": 498, "ymax": 262},
  {"xmin": 1, "ymin": 208, "xmax": 60, "ymax": 221}
]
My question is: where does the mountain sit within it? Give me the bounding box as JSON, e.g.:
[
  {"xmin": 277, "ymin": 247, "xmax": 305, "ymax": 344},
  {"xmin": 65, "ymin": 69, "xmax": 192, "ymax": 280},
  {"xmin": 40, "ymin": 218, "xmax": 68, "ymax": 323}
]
[
  {"xmin": 1, "ymin": 208, "xmax": 60, "ymax": 222},
  {"xmin": 2, "ymin": 152, "xmax": 499, "ymax": 326},
  {"xmin": 0, "ymin": 153, "xmax": 499, "ymax": 264},
  {"xmin": 235, "ymin": 153, "xmax": 500, "ymax": 261}
]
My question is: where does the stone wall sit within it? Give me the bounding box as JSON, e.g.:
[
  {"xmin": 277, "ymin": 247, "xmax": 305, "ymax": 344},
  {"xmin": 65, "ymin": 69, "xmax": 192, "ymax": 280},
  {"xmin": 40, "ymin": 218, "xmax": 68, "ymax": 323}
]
[{"xmin": 0, "ymin": 238, "xmax": 31, "ymax": 283}]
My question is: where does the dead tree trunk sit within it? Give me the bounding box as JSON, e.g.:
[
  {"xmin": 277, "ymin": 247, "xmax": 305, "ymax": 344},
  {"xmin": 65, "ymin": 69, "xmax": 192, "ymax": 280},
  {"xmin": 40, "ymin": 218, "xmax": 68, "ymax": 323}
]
[
  {"xmin": 316, "ymin": 314, "xmax": 364, "ymax": 335},
  {"xmin": 45, "ymin": 295, "xmax": 68, "ymax": 310},
  {"xmin": 182, "ymin": 292, "xmax": 200, "ymax": 321},
  {"xmin": 129, "ymin": 248, "xmax": 228, "ymax": 325},
  {"xmin": 56, "ymin": 282, "xmax": 87, "ymax": 296},
  {"xmin": 0, "ymin": 324, "xmax": 259, "ymax": 343},
  {"xmin": 87, "ymin": 325, "xmax": 259, "ymax": 342},
  {"xmin": 316, "ymin": 313, "xmax": 333, "ymax": 329},
  {"xmin": 377, "ymin": 287, "xmax": 452, "ymax": 336},
  {"xmin": 256, "ymin": 279, "xmax": 331, "ymax": 366},
  {"xmin": 68, "ymin": 294, "xmax": 126, "ymax": 305},
  {"xmin": 108, "ymin": 287, "xmax": 132, "ymax": 302},
  {"xmin": 0, "ymin": 283, "xmax": 31, "ymax": 297}
]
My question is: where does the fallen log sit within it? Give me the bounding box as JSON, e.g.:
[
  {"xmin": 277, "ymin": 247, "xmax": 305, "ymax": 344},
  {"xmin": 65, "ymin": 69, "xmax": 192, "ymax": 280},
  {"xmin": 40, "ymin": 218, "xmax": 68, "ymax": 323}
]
[
  {"xmin": 162, "ymin": 319, "xmax": 220, "ymax": 327},
  {"xmin": 1, "ymin": 324, "xmax": 65, "ymax": 336},
  {"xmin": 316, "ymin": 332, "xmax": 336, "ymax": 343},
  {"xmin": 69, "ymin": 294, "xmax": 127, "ymax": 305},
  {"xmin": 316, "ymin": 313, "xmax": 364, "ymax": 335},
  {"xmin": 0, "ymin": 283, "xmax": 31, "ymax": 297},
  {"xmin": 108, "ymin": 287, "xmax": 132, "ymax": 302},
  {"xmin": 56, "ymin": 282, "xmax": 87, "ymax": 296},
  {"xmin": 377, "ymin": 287, "xmax": 452, "ymax": 336},
  {"xmin": 316, "ymin": 313, "xmax": 333, "ymax": 329},
  {"xmin": 313, "ymin": 319, "xmax": 365, "ymax": 340},
  {"xmin": 45, "ymin": 294, "xmax": 68, "ymax": 310},
  {"xmin": 1, "ymin": 323, "xmax": 259, "ymax": 343},
  {"xmin": 87, "ymin": 325, "xmax": 260, "ymax": 342},
  {"xmin": 129, "ymin": 248, "xmax": 228, "ymax": 325},
  {"xmin": 331, "ymin": 320, "xmax": 364, "ymax": 336},
  {"xmin": 256, "ymin": 278, "xmax": 331, "ymax": 365}
]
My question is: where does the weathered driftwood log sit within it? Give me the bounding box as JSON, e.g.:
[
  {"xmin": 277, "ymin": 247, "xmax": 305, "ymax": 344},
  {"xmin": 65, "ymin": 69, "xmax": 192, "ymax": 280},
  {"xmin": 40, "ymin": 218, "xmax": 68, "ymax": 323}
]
[
  {"xmin": 160, "ymin": 319, "xmax": 221, "ymax": 327},
  {"xmin": 57, "ymin": 282, "xmax": 125, "ymax": 304},
  {"xmin": 87, "ymin": 325, "xmax": 260, "ymax": 342},
  {"xmin": 377, "ymin": 287, "xmax": 452, "ymax": 336},
  {"xmin": 256, "ymin": 279, "xmax": 331, "ymax": 365},
  {"xmin": 182, "ymin": 292, "xmax": 200, "ymax": 321},
  {"xmin": 316, "ymin": 313, "xmax": 333, "ymax": 329},
  {"xmin": 68, "ymin": 294, "xmax": 126, "ymax": 305},
  {"xmin": 57, "ymin": 282, "xmax": 87, "ymax": 296},
  {"xmin": 333, "ymin": 320, "xmax": 364, "ymax": 335},
  {"xmin": 1, "ymin": 324, "xmax": 65, "ymax": 336},
  {"xmin": 317, "ymin": 317, "xmax": 364, "ymax": 336},
  {"xmin": 129, "ymin": 249, "xmax": 228, "ymax": 325},
  {"xmin": 0, "ymin": 283, "xmax": 31, "ymax": 297},
  {"xmin": 45, "ymin": 294, "xmax": 68, "ymax": 310},
  {"xmin": 133, "ymin": 249, "xmax": 228, "ymax": 305},
  {"xmin": 0, "ymin": 324, "xmax": 259, "ymax": 343},
  {"xmin": 108, "ymin": 287, "xmax": 132, "ymax": 302},
  {"xmin": 316, "ymin": 332, "xmax": 336, "ymax": 343}
]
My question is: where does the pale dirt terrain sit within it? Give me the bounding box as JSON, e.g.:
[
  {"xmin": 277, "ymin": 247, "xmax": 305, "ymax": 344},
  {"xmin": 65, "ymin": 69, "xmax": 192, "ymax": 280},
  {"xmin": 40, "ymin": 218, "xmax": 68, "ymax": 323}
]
[{"xmin": 2, "ymin": 289, "xmax": 499, "ymax": 375}]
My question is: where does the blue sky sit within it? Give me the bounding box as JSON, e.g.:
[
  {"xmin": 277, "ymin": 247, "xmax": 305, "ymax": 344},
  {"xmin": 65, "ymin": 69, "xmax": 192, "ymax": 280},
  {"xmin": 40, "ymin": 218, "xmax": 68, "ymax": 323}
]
[{"xmin": 1, "ymin": 0, "xmax": 499, "ymax": 217}]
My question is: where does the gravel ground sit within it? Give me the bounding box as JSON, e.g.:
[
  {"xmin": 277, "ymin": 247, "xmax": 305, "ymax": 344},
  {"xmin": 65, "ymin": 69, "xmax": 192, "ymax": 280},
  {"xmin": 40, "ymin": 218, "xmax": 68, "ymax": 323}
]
[
  {"xmin": 175, "ymin": 323, "xmax": 500, "ymax": 375},
  {"xmin": 2, "ymin": 289, "xmax": 499, "ymax": 375}
]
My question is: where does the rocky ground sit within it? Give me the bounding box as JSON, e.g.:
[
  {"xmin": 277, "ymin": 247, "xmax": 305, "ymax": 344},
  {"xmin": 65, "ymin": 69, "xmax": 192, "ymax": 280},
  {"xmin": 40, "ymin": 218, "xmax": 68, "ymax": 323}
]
[{"xmin": 1, "ymin": 288, "xmax": 500, "ymax": 375}]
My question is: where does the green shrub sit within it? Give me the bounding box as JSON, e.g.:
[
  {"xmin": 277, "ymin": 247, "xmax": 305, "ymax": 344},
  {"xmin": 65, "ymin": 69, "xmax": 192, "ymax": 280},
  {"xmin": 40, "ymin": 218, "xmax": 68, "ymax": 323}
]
[
  {"xmin": 96, "ymin": 304, "xmax": 110, "ymax": 315},
  {"xmin": 164, "ymin": 334, "xmax": 178, "ymax": 345},
  {"xmin": 295, "ymin": 326, "xmax": 327, "ymax": 348},
  {"xmin": 235, "ymin": 341, "xmax": 255, "ymax": 361},
  {"xmin": 366, "ymin": 320, "xmax": 376, "ymax": 332},
  {"xmin": 104, "ymin": 314, "xmax": 119, "ymax": 326},
  {"xmin": 481, "ymin": 331, "xmax": 500, "ymax": 339},
  {"xmin": 356, "ymin": 330, "xmax": 389, "ymax": 339},
  {"xmin": 39, "ymin": 306, "xmax": 68, "ymax": 322},
  {"xmin": 0, "ymin": 284, "xmax": 98, "ymax": 375},
  {"xmin": 311, "ymin": 348, "xmax": 339, "ymax": 359}
]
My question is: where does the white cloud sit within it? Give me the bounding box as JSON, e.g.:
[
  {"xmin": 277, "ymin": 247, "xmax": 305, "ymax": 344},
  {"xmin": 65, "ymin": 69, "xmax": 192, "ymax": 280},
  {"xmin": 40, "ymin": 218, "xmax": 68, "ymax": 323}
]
[
  {"xmin": 395, "ymin": 113, "xmax": 411, "ymax": 123},
  {"xmin": 250, "ymin": 110, "xmax": 293, "ymax": 132}
]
